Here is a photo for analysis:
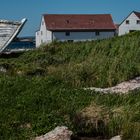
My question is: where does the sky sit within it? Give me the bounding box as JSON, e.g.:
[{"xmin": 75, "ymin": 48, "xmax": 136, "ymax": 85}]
[{"xmin": 0, "ymin": 0, "xmax": 140, "ymax": 36}]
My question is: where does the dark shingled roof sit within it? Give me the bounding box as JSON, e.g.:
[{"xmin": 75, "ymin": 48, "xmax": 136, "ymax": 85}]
[
  {"xmin": 43, "ymin": 14, "xmax": 116, "ymax": 31},
  {"xmin": 134, "ymin": 11, "xmax": 140, "ymax": 19}
]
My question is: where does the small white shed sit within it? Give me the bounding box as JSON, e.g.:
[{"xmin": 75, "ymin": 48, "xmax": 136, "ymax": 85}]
[{"xmin": 119, "ymin": 11, "xmax": 140, "ymax": 36}]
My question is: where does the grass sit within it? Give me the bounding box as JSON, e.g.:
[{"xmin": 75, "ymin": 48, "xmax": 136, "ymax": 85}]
[
  {"xmin": 1, "ymin": 31, "xmax": 140, "ymax": 88},
  {"xmin": 74, "ymin": 91, "xmax": 140, "ymax": 139},
  {"xmin": 0, "ymin": 31, "xmax": 140, "ymax": 139},
  {"xmin": 0, "ymin": 76, "xmax": 94, "ymax": 139},
  {"xmin": 0, "ymin": 76, "xmax": 140, "ymax": 139}
]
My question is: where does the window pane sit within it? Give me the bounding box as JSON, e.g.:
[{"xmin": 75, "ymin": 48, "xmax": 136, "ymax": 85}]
[
  {"xmin": 126, "ymin": 20, "xmax": 129, "ymax": 24},
  {"xmin": 137, "ymin": 20, "xmax": 140, "ymax": 24},
  {"xmin": 65, "ymin": 32, "xmax": 70, "ymax": 36},
  {"xmin": 95, "ymin": 31, "xmax": 100, "ymax": 36}
]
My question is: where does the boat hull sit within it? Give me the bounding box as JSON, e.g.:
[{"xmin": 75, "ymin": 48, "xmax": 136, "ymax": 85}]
[{"xmin": 0, "ymin": 18, "xmax": 27, "ymax": 53}]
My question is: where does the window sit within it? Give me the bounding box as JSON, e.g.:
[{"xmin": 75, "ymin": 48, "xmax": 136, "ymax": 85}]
[
  {"xmin": 126, "ymin": 20, "xmax": 129, "ymax": 24},
  {"xmin": 65, "ymin": 32, "xmax": 70, "ymax": 36},
  {"xmin": 130, "ymin": 30, "xmax": 136, "ymax": 33},
  {"xmin": 95, "ymin": 31, "xmax": 100, "ymax": 36},
  {"xmin": 137, "ymin": 20, "xmax": 140, "ymax": 24},
  {"xmin": 67, "ymin": 40, "xmax": 73, "ymax": 42}
]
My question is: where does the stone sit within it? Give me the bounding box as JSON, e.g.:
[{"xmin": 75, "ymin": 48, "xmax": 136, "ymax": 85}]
[
  {"xmin": 110, "ymin": 135, "xmax": 121, "ymax": 140},
  {"xmin": 84, "ymin": 76, "xmax": 140, "ymax": 94},
  {"xmin": 35, "ymin": 126, "xmax": 73, "ymax": 140},
  {"xmin": 0, "ymin": 66, "xmax": 7, "ymax": 73}
]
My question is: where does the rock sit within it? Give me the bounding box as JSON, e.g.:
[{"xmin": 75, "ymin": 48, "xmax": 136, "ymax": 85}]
[
  {"xmin": 84, "ymin": 76, "xmax": 140, "ymax": 94},
  {"xmin": 0, "ymin": 66, "xmax": 7, "ymax": 73},
  {"xmin": 17, "ymin": 70, "xmax": 23, "ymax": 75},
  {"xmin": 110, "ymin": 135, "xmax": 121, "ymax": 140},
  {"xmin": 35, "ymin": 126, "xmax": 73, "ymax": 140}
]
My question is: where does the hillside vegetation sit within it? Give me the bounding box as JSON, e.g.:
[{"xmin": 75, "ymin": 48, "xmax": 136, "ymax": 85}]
[
  {"xmin": 0, "ymin": 32, "xmax": 140, "ymax": 139},
  {"xmin": 1, "ymin": 32, "xmax": 140, "ymax": 87}
]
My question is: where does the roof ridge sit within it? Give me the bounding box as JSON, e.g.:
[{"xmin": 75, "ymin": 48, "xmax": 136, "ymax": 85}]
[
  {"xmin": 133, "ymin": 11, "xmax": 140, "ymax": 13},
  {"xmin": 43, "ymin": 13, "xmax": 111, "ymax": 16}
]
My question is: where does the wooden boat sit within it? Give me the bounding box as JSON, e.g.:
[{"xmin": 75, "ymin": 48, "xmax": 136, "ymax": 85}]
[{"xmin": 0, "ymin": 18, "xmax": 27, "ymax": 53}]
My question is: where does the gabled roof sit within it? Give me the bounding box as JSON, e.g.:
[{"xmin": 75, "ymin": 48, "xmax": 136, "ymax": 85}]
[
  {"xmin": 43, "ymin": 14, "xmax": 116, "ymax": 31},
  {"xmin": 119, "ymin": 11, "xmax": 140, "ymax": 27},
  {"xmin": 133, "ymin": 11, "xmax": 140, "ymax": 19}
]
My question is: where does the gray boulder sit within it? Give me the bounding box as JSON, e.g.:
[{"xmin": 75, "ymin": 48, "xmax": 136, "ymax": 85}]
[
  {"xmin": 35, "ymin": 126, "xmax": 73, "ymax": 140},
  {"xmin": 110, "ymin": 135, "xmax": 121, "ymax": 140}
]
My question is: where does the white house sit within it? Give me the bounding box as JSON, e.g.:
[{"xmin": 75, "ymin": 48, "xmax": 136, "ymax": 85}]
[
  {"xmin": 119, "ymin": 11, "xmax": 140, "ymax": 36},
  {"xmin": 36, "ymin": 14, "xmax": 116, "ymax": 47}
]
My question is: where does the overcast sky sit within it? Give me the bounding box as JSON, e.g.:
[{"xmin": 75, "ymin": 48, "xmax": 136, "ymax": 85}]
[{"xmin": 0, "ymin": 0, "xmax": 140, "ymax": 36}]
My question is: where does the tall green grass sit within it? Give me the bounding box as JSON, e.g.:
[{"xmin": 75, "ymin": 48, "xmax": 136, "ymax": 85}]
[
  {"xmin": 0, "ymin": 76, "xmax": 140, "ymax": 139},
  {"xmin": 72, "ymin": 91, "xmax": 140, "ymax": 139},
  {"xmin": 0, "ymin": 76, "xmax": 94, "ymax": 139},
  {"xmin": 0, "ymin": 32, "xmax": 140, "ymax": 139},
  {"xmin": 1, "ymin": 31, "xmax": 140, "ymax": 87}
]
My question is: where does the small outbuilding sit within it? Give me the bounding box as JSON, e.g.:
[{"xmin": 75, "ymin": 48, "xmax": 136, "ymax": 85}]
[{"xmin": 119, "ymin": 11, "xmax": 140, "ymax": 36}]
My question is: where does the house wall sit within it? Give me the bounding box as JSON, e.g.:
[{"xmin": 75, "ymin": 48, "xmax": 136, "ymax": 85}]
[
  {"xmin": 52, "ymin": 31, "xmax": 115, "ymax": 42},
  {"xmin": 119, "ymin": 12, "xmax": 140, "ymax": 36},
  {"xmin": 36, "ymin": 17, "xmax": 52, "ymax": 47},
  {"xmin": 35, "ymin": 31, "xmax": 41, "ymax": 47}
]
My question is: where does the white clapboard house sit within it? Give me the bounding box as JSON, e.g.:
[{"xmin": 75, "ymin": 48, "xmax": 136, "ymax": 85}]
[
  {"xmin": 36, "ymin": 14, "xmax": 116, "ymax": 47},
  {"xmin": 119, "ymin": 11, "xmax": 140, "ymax": 36}
]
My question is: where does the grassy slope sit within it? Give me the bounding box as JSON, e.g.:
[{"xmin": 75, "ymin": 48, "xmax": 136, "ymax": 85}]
[
  {"xmin": 0, "ymin": 32, "xmax": 140, "ymax": 139},
  {"xmin": 1, "ymin": 31, "xmax": 140, "ymax": 87}
]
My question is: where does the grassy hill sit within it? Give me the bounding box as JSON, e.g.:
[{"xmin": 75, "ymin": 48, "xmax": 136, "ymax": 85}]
[{"xmin": 0, "ymin": 32, "xmax": 140, "ymax": 139}]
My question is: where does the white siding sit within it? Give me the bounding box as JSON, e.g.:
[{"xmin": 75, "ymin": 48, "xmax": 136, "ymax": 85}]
[
  {"xmin": 36, "ymin": 17, "xmax": 52, "ymax": 47},
  {"xmin": 35, "ymin": 31, "xmax": 41, "ymax": 47},
  {"xmin": 119, "ymin": 12, "xmax": 140, "ymax": 36},
  {"xmin": 52, "ymin": 31, "xmax": 115, "ymax": 42}
]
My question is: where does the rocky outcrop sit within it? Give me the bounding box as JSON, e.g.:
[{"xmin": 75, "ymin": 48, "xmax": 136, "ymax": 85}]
[
  {"xmin": 110, "ymin": 135, "xmax": 121, "ymax": 140},
  {"xmin": 35, "ymin": 126, "xmax": 73, "ymax": 140},
  {"xmin": 85, "ymin": 77, "xmax": 140, "ymax": 94}
]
